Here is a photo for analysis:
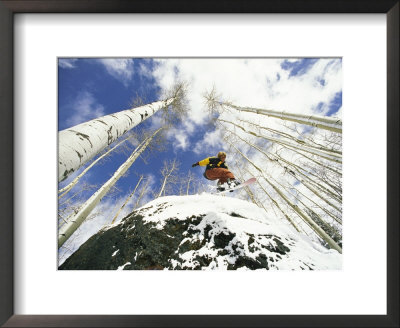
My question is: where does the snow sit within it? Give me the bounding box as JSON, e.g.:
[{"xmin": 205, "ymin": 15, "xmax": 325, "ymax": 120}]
[
  {"xmin": 123, "ymin": 193, "xmax": 342, "ymax": 270},
  {"xmin": 140, "ymin": 193, "xmax": 268, "ymax": 225},
  {"xmin": 117, "ymin": 262, "xmax": 131, "ymax": 270}
]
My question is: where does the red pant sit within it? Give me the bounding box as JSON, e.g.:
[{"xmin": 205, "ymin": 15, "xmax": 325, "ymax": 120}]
[{"xmin": 205, "ymin": 168, "xmax": 235, "ymax": 184}]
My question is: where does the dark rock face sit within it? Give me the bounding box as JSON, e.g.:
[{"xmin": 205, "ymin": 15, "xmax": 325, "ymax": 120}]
[{"xmin": 59, "ymin": 202, "xmax": 293, "ymax": 270}]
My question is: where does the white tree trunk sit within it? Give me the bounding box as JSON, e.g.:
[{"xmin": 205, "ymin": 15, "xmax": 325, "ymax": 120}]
[
  {"xmin": 59, "ymin": 98, "xmax": 173, "ymax": 182},
  {"xmin": 157, "ymin": 176, "xmax": 168, "ymax": 198},
  {"xmin": 222, "ymin": 123, "xmax": 342, "ymax": 216},
  {"xmin": 255, "ymin": 178, "xmax": 301, "ymax": 232},
  {"xmin": 133, "ymin": 179, "xmax": 150, "ymax": 210},
  {"xmin": 58, "ymin": 134, "xmax": 137, "ymax": 198},
  {"xmin": 225, "ymin": 103, "xmax": 342, "ymax": 133},
  {"xmin": 287, "ymin": 147, "xmax": 342, "ymax": 176},
  {"xmin": 299, "ymin": 178, "xmax": 342, "ymax": 213},
  {"xmin": 239, "ymin": 164, "xmax": 303, "ymax": 234},
  {"xmin": 58, "ymin": 127, "xmax": 163, "ymax": 248},
  {"xmin": 157, "ymin": 159, "xmax": 179, "ymax": 198},
  {"xmin": 275, "ymin": 153, "xmax": 342, "ymax": 199},
  {"xmin": 219, "ymin": 118, "xmax": 342, "ymax": 164},
  {"xmin": 110, "ymin": 175, "xmax": 144, "ymax": 224},
  {"xmin": 274, "ymin": 177, "xmax": 340, "ymax": 230},
  {"xmin": 291, "ymin": 168, "xmax": 342, "ymax": 203},
  {"xmin": 290, "ymin": 185, "xmax": 342, "ymax": 225},
  {"xmin": 228, "ymin": 141, "xmax": 342, "ymax": 254},
  {"xmin": 220, "ymin": 118, "xmax": 342, "ymax": 156},
  {"xmin": 185, "ymin": 171, "xmax": 195, "ymax": 195},
  {"xmin": 222, "ymin": 124, "xmax": 341, "ymax": 204}
]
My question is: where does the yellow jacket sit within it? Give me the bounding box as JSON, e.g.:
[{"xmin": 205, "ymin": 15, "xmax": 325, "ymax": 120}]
[{"xmin": 198, "ymin": 157, "xmax": 228, "ymax": 170}]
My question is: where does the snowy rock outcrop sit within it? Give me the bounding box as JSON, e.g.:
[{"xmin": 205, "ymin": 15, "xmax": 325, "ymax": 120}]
[{"xmin": 59, "ymin": 194, "xmax": 342, "ymax": 270}]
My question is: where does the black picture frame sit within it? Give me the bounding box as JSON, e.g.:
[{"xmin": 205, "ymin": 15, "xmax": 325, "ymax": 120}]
[{"xmin": 1, "ymin": 0, "xmax": 398, "ymax": 327}]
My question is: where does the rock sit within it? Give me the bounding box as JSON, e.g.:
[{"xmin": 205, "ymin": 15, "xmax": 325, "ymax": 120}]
[{"xmin": 59, "ymin": 194, "xmax": 341, "ymax": 270}]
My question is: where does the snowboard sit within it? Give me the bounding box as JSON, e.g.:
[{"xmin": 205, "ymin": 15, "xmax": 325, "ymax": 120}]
[{"xmin": 216, "ymin": 177, "xmax": 256, "ymax": 194}]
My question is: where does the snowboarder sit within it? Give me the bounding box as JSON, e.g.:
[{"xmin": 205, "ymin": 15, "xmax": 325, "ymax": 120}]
[{"xmin": 191, "ymin": 152, "xmax": 240, "ymax": 191}]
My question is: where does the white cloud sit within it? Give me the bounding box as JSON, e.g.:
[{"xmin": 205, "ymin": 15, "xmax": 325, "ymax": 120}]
[
  {"xmin": 152, "ymin": 58, "xmax": 341, "ymax": 118},
  {"xmin": 97, "ymin": 58, "xmax": 134, "ymax": 86},
  {"xmin": 193, "ymin": 129, "xmax": 224, "ymax": 155},
  {"xmin": 151, "ymin": 58, "xmax": 342, "ymax": 154},
  {"xmin": 59, "ymin": 58, "xmax": 78, "ymax": 69},
  {"xmin": 66, "ymin": 91, "xmax": 105, "ymax": 127},
  {"xmin": 138, "ymin": 60, "xmax": 153, "ymax": 79},
  {"xmin": 167, "ymin": 128, "xmax": 189, "ymax": 151}
]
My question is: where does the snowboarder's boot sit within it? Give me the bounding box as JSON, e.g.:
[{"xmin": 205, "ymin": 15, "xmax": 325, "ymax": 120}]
[
  {"xmin": 227, "ymin": 178, "xmax": 241, "ymax": 189},
  {"xmin": 217, "ymin": 181, "xmax": 225, "ymax": 192}
]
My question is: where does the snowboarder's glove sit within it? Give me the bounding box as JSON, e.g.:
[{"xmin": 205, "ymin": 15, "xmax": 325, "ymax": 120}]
[{"xmin": 192, "ymin": 162, "xmax": 199, "ymax": 167}]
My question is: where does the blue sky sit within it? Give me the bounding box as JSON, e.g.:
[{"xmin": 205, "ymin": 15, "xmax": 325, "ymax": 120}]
[
  {"xmin": 280, "ymin": 58, "xmax": 319, "ymax": 77},
  {"xmin": 58, "ymin": 57, "xmax": 342, "ymax": 230}
]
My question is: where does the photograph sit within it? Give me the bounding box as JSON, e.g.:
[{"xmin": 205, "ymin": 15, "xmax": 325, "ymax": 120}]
[
  {"xmin": 2, "ymin": 0, "xmax": 397, "ymax": 325},
  {"xmin": 57, "ymin": 58, "xmax": 343, "ymax": 270}
]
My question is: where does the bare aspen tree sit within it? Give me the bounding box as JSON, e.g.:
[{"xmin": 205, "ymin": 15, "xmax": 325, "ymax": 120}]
[
  {"xmin": 157, "ymin": 158, "xmax": 181, "ymax": 198},
  {"xmin": 58, "ymin": 182, "xmax": 98, "ymax": 227},
  {"xmin": 231, "ymin": 162, "xmax": 300, "ymax": 232},
  {"xmin": 300, "ymin": 138, "xmax": 343, "ymax": 192},
  {"xmin": 272, "ymin": 176, "xmax": 341, "ymax": 236},
  {"xmin": 216, "ymin": 119, "xmax": 343, "ymax": 180},
  {"xmin": 184, "ymin": 170, "xmax": 196, "ymax": 195},
  {"xmin": 234, "ymin": 172, "xmax": 258, "ymax": 204},
  {"xmin": 207, "ymin": 88, "xmax": 343, "ymax": 173},
  {"xmin": 263, "ymin": 187, "xmax": 302, "ymax": 233},
  {"xmin": 285, "ymin": 184, "xmax": 342, "ymax": 225},
  {"xmin": 274, "ymin": 153, "xmax": 342, "ymax": 199},
  {"xmin": 204, "ymin": 86, "xmax": 342, "ymax": 252},
  {"xmin": 233, "ymin": 116, "xmax": 342, "ymax": 155},
  {"xmin": 250, "ymin": 174, "xmax": 301, "ymax": 233},
  {"xmin": 160, "ymin": 81, "xmax": 189, "ymax": 126},
  {"xmin": 59, "ymin": 82, "xmax": 188, "ymax": 182},
  {"xmin": 204, "ymin": 87, "xmax": 341, "ymax": 133},
  {"xmin": 58, "ymin": 127, "xmax": 164, "ymax": 248},
  {"xmin": 59, "ymin": 99, "xmax": 174, "ymax": 182},
  {"xmin": 226, "ymin": 138, "xmax": 342, "ymax": 253},
  {"xmin": 110, "ymin": 175, "xmax": 144, "ymax": 224},
  {"xmin": 285, "ymin": 167, "xmax": 342, "ymax": 204},
  {"xmin": 195, "ymin": 180, "xmax": 208, "ymax": 194},
  {"xmin": 58, "ymin": 133, "xmax": 138, "ymax": 199},
  {"xmin": 219, "ymin": 122, "xmax": 342, "ymax": 209},
  {"xmin": 231, "ymin": 104, "xmax": 342, "ymax": 133},
  {"xmin": 219, "ymin": 118, "xmax": 342, "ymax": 164},
  {"xmin": 269, "ymin": 150, "xmax": 342, "ymax": 204},
  {"xmin": 273, "ymin": 150, "xmax": 342, "ymax": 213},
  {"xmin": 282, "ymin": 146, "xmax": 342, "ymax": 176},
  {"xmin": 230, "ymin": 160, "xmax": 261, "ymax": 205},
  {"xmin": 270, "ymin": 151, "xmax": 343, "ymax": 213},
  {"xmin": 283, "ymin": 121, "xmax": 342, "ymax": 154},
  {"xmin": 133, "ymin": 178, "xmax": 151, "ymax": 210},
  {"xmin": 178, "ymin": 182, "xmax": 184, "ymax": 196},
  {"xmin": 296, "ymin": 177, "xmax": 342, "ymax": 213},
  {"xmin": 243, "ymin": 186, "xmax": 259, "ymax": 206},
  {"xmin": 220, "ymin": 117, "xmax": 342, "ymax": 158},
  {"xmin": 226, "ymin": 103, "xmax": 341, "ymax": 133},
  {"xmin": 59, "ymin": 182, "xmax": 96, "ymax": 209},
  {"xmin": 235, "ymin": 161, "xmax": 303, "ymax": 232}
]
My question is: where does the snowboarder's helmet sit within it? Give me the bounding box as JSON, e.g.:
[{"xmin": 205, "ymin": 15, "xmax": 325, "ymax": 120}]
[{"xmin": 217, "ymin": 151, "xmax": 227, "ymax": 159}]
